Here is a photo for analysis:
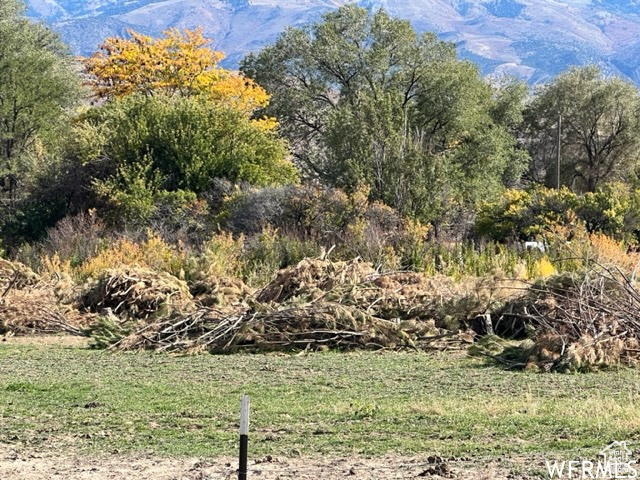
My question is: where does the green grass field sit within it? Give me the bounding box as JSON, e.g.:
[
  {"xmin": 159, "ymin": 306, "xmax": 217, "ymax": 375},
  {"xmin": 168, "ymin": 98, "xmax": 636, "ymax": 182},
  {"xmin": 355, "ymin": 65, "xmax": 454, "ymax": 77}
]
[{"xmin": 1, "ymin": 338, "xmax": 639, "ymax": 462}]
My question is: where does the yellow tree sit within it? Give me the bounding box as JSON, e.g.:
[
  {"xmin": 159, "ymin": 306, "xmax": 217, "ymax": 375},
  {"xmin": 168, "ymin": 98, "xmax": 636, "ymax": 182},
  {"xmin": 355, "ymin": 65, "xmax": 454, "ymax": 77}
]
[{"xmin": 82, "ymin": 28, "xmax": 270, "ymax": 117}]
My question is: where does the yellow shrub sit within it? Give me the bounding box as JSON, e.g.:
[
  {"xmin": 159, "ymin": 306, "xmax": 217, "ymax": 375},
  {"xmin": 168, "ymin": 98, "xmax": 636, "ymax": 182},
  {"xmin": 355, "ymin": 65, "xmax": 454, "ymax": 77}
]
[
  {"xmin": 589, "ymin": 232, "xmax": 640, "ymax": 273},
  {"xmin": 546, "ymin": 223, "xmax": 640, "ymax": 274},
  {"xmin": 530, "ymin": 257, "xmax": 556, "ymax": 279},
  {"xmin": 78, "ymin": 233, "xmax": 187, "ymax": 279},
  {"xmin": 40, "ymin": 253, "xmax": 73, "ymax": 279}
]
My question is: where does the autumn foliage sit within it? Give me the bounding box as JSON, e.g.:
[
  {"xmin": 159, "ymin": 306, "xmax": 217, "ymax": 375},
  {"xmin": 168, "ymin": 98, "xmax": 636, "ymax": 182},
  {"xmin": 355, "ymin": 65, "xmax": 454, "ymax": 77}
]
[{"xmin": 82, "ymin": 28, "xmax": 270, "ymax": 116}]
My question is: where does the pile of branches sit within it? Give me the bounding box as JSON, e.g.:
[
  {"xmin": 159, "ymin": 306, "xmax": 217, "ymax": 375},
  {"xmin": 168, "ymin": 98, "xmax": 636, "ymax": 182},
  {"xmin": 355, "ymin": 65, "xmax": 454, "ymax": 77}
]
[
  {"xmin": 109, "ymin": 302, "xmax": 454, "ymax": 354},
  {"xmin": 256, "ymin": 258, "xmax": 377, "ymax": 303},
  {"xmin": 94, "ymin": 259, "xmax": 516, "ymax": 354},
  {"xmin": 0, "ymin": 264, "xmax": 90, "ymax": 336},
  {"xmin": 256, "ymin": 259, "xmax": 517, "ymax": 328},
  {"xmin": 0, "ymin": 287, "xmax": 89, "ymax": 335},
  {"xmin": 488, "ymin": 266, "xmax": 640, "ymax": 371},
  {"xmin": 328, "ymin": 272, "xmax": 514, "ymax": 326},
  {"xmin": 190, "ymin": 276, "xmax": 254, "ymax": 309},
  {"xmin": 0, "ymin": 259, "xmax": 39, "ymax": 292},
  {"xmin": 105, "ymin": 261, "xmax": 489, "ymax": 354},
  {"xmin": 81, "ymin": 266, "xmax": 192, "ymax": 320}
]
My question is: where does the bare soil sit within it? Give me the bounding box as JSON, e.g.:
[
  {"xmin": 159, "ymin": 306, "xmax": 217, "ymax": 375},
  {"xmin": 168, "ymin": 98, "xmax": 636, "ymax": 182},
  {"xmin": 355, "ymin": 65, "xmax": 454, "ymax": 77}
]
[
  {"xmin": 0, "ymin": 448, "xmax": 531, "ymax": 480},
  {"xmin": 1, "ymin": 334, "xmax": 89, "ymax": 347}
]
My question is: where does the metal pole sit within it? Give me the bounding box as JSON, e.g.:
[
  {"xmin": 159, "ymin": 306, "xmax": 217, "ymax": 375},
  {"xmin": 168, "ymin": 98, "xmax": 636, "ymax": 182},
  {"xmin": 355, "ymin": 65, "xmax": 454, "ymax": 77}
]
[
  {"xmin": 557, "ymin": 114, "xmax": 562, "ymax": 190},
  {"xmin": 239, "ymin": 395, "xmax": 250, "ymax": 480}
]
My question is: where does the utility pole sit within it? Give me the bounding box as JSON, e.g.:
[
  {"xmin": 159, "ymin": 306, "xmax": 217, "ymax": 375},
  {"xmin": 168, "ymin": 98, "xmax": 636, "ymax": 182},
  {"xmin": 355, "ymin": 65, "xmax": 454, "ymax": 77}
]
[{"xmin": 556, "ymin": 114, "xmax": 562, "ymax": 190}]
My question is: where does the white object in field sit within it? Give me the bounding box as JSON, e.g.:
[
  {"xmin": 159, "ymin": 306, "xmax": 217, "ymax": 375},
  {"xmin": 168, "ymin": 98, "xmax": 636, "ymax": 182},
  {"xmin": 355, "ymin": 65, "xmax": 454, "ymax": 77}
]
[
  {"xmin": 240, "ymin": 395, "xmax": 250, "ymax": 435},
  {"xmin": 524, "ymin": 241, "xmax": 545, "ymax": 253}
]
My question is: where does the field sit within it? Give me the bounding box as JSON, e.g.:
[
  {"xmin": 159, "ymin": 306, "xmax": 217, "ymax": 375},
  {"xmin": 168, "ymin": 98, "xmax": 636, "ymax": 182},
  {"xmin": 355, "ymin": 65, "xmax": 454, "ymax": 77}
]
[{"xmin": 1, "ymin": 337, "xmax": 639, "ymax": 479}]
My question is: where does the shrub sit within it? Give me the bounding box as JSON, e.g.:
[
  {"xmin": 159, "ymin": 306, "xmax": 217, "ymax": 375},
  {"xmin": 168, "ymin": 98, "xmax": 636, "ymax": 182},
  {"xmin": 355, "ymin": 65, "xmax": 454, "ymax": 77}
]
[
  {"xmin": 475, "ymin": 186, "xmax": 579, "ymax": 241},
  {"xmin": 529, "ymin": 257, "xmax": 556, "ymax": 279},
  {"xmin": 222, "ymin": 184, "xmax": 405, "ymax": 270},
  {"xmin": 476, "ymin": 184, "xmax": 640, "ymax": 244},
  {"xmin": 78, "ymin": 232, "xmax": 188, "ymax": 280},
  {"xmin": 241, "ymin": 227, "xmax": 322, "ymax": 287},
  {"xmin": 42, "ymin": 211, "xmax": 107, "ymax": 267},
  {"xmin": 546, "ymin": 224, "xmax": 640, "ymax": 275},
  {"xmin": 84, "ymin": 94, "xmax": 297, "ymax": 193},
  {"xmin": 577, "ymin": 182, "xmax": 640, "ymax": 241},
  {"xmin": 396, "ymin": 220, "xmax": 432, "ymax": 272},
  {"xmin": 220, "ymin": 185, "xmax": 290, "ymax": 235},
  {"xmin": 420, "ymin": 241, "xmax": 544, "ymax": 280},
  {"xmin": 196, "ymin": 232, "xmax": 244, "ymax": 280},
  {"xmin": 13, "ymin": 211, "xmax": 109, "ymax": 272}
]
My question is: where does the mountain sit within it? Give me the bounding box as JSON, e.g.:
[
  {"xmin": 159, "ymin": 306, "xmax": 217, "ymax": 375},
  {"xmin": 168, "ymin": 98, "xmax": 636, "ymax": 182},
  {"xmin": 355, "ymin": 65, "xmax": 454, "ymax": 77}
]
[{"xmin": 25, "ymin": 0, "xmax": 640, "ymax": 84}]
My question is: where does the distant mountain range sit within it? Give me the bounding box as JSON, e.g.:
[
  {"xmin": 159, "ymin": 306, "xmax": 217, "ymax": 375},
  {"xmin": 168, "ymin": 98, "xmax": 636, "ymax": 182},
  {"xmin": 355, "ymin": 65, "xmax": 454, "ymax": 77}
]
[{"xmin": 25, "ymin": 0, "xmax": 640, "ymax": 84}]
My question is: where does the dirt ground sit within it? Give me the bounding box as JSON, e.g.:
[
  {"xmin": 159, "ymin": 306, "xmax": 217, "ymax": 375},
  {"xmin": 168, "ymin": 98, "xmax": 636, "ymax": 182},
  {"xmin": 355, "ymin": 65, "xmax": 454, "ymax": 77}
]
[
  {"xmin": 0, "ymin": 334, "xmax": 89, "ymax": 347},
  {"xmin": 0, "ymin": 447, "xmax": 538, "ymax": 480}
]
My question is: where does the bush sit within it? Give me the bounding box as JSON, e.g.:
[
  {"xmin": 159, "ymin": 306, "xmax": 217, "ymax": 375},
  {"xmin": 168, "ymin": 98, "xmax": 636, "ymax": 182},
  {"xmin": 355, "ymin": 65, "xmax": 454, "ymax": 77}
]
[
  {"xmin": 545, "ymin": 224, "xmax": 640, "ymax": 275},
  {"xmin": 195, "ymin": 232, "xmax": 244, "ymax": 280},
  {"xmin": 12, "ymin": 211, "xmax": 109, "ymax": 272},
  {"xmin": 42, "ymin": 211, "xmax": 107, "ymax": 268},
  {"xmin": 577, "ymin": 183, "xmax": 640, "ymax": 242},
  {"xmin": 420, "ymin": 241, "xmax": 543, "ymax": 280},
  {"xmin": 476, "ymin": 184, "xmax": 640, "ymax": 245},
  {"xmin": 78, "ymin": 232, "xmax": 188, "ymax": 280},
  {"xmin": 85, "ymin": 93, "xmax": 297, "ymax": 191},
  {"xmin": 241, "ymin": 227, "xmax": 322, "ymax": 287},
  {"xmin": 475, "ymin": 186, "xmax": 580, "ymax": 241},
  {"xmin": 222, "ymin": 184, "xmax": 406, "ymax": 270}
]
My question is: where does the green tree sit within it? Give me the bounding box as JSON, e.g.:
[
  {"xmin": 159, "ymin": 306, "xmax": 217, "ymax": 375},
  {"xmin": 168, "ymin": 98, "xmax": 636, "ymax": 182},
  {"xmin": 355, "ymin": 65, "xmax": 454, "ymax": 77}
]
[
  {"xmin": 523, "ymin": 66, "xmax": 640, "ymax": 192},
  {"xmin": 242, "ymin": 6, "xmax": 527, "ymax": 228},
  {"xmin": 0, "ymin": 0, "xmax": 81, "ymax": 247},
  {"xmin": 76, "ymin": 94, "xmax": 297, "ymax": 222},
  {"xmin": 0, "ymin": 0, "xmax": 80, "ymax": 207}
]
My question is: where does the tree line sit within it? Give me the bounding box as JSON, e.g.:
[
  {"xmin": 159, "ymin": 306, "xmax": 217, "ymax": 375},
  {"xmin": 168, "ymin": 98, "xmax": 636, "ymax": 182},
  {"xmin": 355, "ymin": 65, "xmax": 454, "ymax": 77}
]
[{"xmin": 2, "ymin": 1, "xmax": 640, "ymax": 251}]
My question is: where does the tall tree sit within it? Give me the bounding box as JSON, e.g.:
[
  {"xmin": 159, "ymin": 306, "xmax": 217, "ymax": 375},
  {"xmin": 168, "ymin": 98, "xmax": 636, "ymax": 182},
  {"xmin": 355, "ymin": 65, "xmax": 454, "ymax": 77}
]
[
  {"xmin": 523, "ymin": 66, "xmax": 640, "ymax": 192},
  {"xmin": 241, "ymin": 6, "xmax": 527, "ymax": 226},
  {"xmin": 82, "ymin": 28, "xmax": 270, "ymax": 118},
  {"xmin": 0, "ymin": 0, "xmax": 80, "ymax": 208}
]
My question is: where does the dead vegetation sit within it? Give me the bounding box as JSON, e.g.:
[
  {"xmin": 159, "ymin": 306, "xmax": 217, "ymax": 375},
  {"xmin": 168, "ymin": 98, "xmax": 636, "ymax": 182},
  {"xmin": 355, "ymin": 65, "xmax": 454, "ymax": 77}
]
[
  {"xmin": 0, "ymin": 260, "xmax": 91, "ymax": 336},
  {"xmin": 81, "ymin": 267, "xmax": 193, "ymax": 320},
  {"xmin": 0, "ymin": 259, "xmax": 39, "ymax": 292},
  {"xmin": 0, "ymin": 287, "xmax": 89, "ymax": 335},
  {"xmin": 190, "ymin": 276, "xmax": 254, "ymax": 308},
  {"xmin": 105, "ymin": 259, "xmax": 494, "ymax": 354},
  {"xmin": 256, "ymin": 258, "xmax": 377, "ymax": 303},
  {"xmin": 109, "ymin": 302, "xmax": 453, "ymax": 354},
  {"xmin": 3, "ymin": 255, "xmax": 640, "ymax": 372},
  {"xmin": 474, "ymin": 266, "xmax": 640, "ymax": 371}
]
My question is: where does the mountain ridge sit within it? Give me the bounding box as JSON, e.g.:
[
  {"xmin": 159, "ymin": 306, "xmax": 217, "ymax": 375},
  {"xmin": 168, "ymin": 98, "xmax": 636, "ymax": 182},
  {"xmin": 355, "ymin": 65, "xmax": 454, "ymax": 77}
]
[{"xmin": 25, "ymin": 0, "xmax": 640, "ymax": 84}]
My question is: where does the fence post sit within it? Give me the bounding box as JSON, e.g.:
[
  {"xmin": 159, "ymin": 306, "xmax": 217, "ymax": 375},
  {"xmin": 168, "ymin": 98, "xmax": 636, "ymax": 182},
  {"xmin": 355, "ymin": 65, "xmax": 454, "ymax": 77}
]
[{"xmin": 239, "ymin": 394, "xmax": 250, "ymax": 480}]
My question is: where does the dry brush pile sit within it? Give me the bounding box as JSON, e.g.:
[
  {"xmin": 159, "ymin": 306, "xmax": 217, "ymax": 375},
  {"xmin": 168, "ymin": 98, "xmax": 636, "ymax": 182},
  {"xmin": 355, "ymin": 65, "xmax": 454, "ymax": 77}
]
[
  {"xmin": 81, "ymin": 267, "xmax": 193, "ymax": 319},
  {"xmin": 0, "ymin": 260, "xmax": 89, "ymax": 335},
  {"xmin": 4, "ymin": 253, "xmax": 640, "ymax": 371},
  {"xmin": 100, "ymin": 259, "xmax": 502, "ymax": 354},
  {"xmin": 474, "ymin": 266, "xmax": 640, "ymax": 371}
]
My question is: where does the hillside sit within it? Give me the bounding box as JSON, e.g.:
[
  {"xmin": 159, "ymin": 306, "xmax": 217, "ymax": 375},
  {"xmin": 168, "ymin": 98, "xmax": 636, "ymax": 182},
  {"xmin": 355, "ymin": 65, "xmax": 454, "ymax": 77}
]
[{"xmin": 23, "ymin": 0, "xmax": 640, "ymax": 84}]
